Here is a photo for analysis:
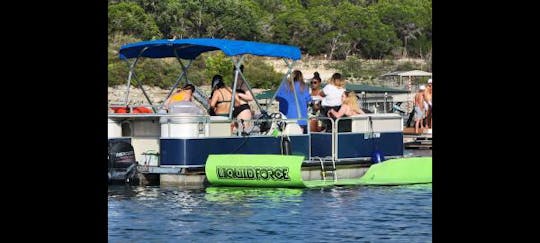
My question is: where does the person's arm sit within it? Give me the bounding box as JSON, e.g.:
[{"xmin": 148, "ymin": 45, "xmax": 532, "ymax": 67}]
[
  {"xmin": 305, "ymin": 89, "xmax": 312, "ymax": 103},
  {"xmin": 320, "ymin": 86, "xmax": 328, "ymax": 97},
  {"xmin": 237, "ymin": 90, "xmax": 253, "ymax": 101},
  {"xmin": 329, "ymin": 105, "xmax": 348, "ymax": 118}
]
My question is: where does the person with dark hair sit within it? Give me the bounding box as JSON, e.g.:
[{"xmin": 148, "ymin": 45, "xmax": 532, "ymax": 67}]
[
  {"xmin": 163, "ymin": 83, "xmax": 195, "ymax": 110},
  {"xmin": 232, "ymin": 88, "xmax": 253, "ymax": 119},
  {"xmin": 231, "ymin": 64, "xmax": 253, "ymax": 120},
  {"xmin": 275, "ymin": 70, "xmax": 312, "ymax": 133},
  {"xmin": 310, "ymin": 72, "xmax": 323, "ymax": 97},
  {"xmin": 309, "ymin": 72, "xmax": 324, "ymax": 132},
  {"xmin": 233, "ymin": 64, "xmax": 247, "ymax": 91},
  {"xmin": 209, "ymin": 75, "xmax": 232, "ymax": 117},
  {"xmin": 319, "ymin": 73, "xmax": 346, "ymax": 132}
]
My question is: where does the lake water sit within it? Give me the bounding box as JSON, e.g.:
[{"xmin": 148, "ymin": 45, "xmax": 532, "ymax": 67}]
[{"xmin": 108, "ymin": 183, "xmax": 432, "ymax": 242}]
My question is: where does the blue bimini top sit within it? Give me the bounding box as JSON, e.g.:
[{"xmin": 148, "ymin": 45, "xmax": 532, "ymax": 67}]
[{"xmin": 119, "ymin": 38, "xmax": 302, "ymax": 60}]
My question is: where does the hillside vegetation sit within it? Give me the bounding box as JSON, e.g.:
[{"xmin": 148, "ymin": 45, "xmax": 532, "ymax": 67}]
[{"xmin": 108, "ymin": 0, "xmax": 431, "ymax": 89}]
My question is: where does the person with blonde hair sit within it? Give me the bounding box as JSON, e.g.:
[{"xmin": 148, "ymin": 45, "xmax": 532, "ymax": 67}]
[
  {"xmin": 424, "ymin": 79, "xmax": 432, "ymax": 129},
  {"xmin": 414, "ymin": 85, "xmax": 426, "ymax": 133},
  {"xmin": 327, "ymin": 91, "xmax": 364, "ymax": 132},
  {"xmin": 328, "ymin": 91, "xmax": 364, "ymax": 118}
]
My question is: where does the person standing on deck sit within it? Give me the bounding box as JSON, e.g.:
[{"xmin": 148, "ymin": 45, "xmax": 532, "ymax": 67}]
[
  {"xmin": 424, "ymin": 79, "xmax": 433, "ymax": 129},
  {"xmin": 414, "ymin": 85, "xmax": 426, "ymax": 133},
  {"xmin": 231, "ymin": 65, "xmax": 254, "ymax": 133},
  {"xmin": 275, "ymin": 70, "xmax": 312, "ymax": 133},
  {"xmin": 320, "ymin": 73, "xmax": 346, "ymax": 132}
]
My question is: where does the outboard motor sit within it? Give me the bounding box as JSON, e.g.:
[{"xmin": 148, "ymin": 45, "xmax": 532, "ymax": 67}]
[{"xmin": 108, "ymin": 141, "xmax": 137, "ymax": 183}]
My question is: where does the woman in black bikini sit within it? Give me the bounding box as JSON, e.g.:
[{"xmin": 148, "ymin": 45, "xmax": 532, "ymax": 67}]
[
  {"xmin": 209, "ymin": 74, "xmax": 253, "ymax": 120},
  {"xmin": 232, "ymin": 89, "xmax": 253, "ymax": 120},
  {"xmin": 230, "ymin": 65, "xmax": 253, "ymax": 121},
  {"xmin": 209, "ymin": 75, "xmax": 232, "ymax": 117}
]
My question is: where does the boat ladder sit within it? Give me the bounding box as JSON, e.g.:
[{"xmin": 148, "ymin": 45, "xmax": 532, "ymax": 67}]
[{"xmin": 313, "ymin": 156, "xmax": 337, "ymax": 182}]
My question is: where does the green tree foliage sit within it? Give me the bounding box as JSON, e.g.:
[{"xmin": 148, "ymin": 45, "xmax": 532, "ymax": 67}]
[
  {"xmin": 109, "ymin": 0, "xmax": 432, "ymax": 87},
  {"xmin": 108, "ymin": 2, "xmax": 160, "ymax": 39},
  {"xmin": 243, "ymin": 58, "xmax": 284, "ymax": 89},
  {"xmin": 205, "ymin": 52, "xmax": 234, "ymax": 85},
  {"xmin": 375, "ymin": 0, "xmax": 431, "ymax": 58}
]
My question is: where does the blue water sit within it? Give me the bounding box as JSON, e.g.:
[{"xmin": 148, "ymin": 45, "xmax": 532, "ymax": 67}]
[{"xmin": 109, "ymin": 184, "xmax": 432, "ymax": 242}]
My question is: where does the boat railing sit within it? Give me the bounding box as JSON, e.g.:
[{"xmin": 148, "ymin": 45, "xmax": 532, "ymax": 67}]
[
  {"xmin": 307, "ymin": 114, "xmax": 403, "ymax": 162},
  {"xmin": 334, "ymin": 114, "xmax": 403, "ymax": 161},
  {"xmin": 109, "ymin": 112, "xmax": 310, "ymax": 138}
]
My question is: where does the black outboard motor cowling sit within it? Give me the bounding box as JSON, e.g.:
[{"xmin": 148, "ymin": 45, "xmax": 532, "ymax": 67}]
[{"xmin": 108, "ymin": 141, "xmax": 137, "ymax": 183}]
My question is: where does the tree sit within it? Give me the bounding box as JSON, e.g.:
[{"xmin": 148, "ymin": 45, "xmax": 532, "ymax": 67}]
[
  {"xmin": 375, "ymin": 0, "xmax": 431, "ymax": 58},
  {"xmin": 108, "ymin": 2, "xmax": 160, "ymax": 39}
]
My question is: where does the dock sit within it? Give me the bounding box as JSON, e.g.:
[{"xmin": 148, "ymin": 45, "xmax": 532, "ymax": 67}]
[{"xmin": 403, "ymin": 127, "xmax": 432, "ymax": 150}]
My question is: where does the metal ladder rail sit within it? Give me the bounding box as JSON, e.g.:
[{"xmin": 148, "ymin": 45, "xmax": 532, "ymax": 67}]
[{"xmin": 313, "ymin": 156, "xmax": 337, "ymax": 181}]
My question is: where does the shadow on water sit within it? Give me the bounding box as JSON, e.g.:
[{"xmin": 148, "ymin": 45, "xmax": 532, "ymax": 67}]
[{"xmin": 204, "ymin": 186, "xmax": 304, "ymax": 205}]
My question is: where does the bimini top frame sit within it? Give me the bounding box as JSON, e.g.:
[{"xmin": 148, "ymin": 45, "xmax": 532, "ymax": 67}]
[{"xmin": 118, "ymin": 38, "xmax": 302, "ymax": 119}]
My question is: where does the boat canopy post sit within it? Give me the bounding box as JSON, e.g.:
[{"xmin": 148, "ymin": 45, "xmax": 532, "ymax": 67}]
[
  {"xmin": 173, "ymin": 48, "xmax": 210, "ymax": 110},
  {"xmin": 229, "ymin": 55, "xmax": 246, "ymax": 119},
  {"xmin": 384, "ymin": 92, "xmax": 388, "ymax": 113},
  {"xmin": 162, "ymin": 49, "xmax": 194, "ymax": 105},
  {"xmin": 118, "ymin": 39, "xmax": 303, "ymax": 113},
  {"xmin": 234, "ymin": 58, "xmax": 264, "ymax": 114},
  {"xmin": 129, "ymin": 72, "xmax": 156, "ymax": 112},
  {"xmin": 124, "ymin": 46, "xmax": 148, "ymax": 106}
]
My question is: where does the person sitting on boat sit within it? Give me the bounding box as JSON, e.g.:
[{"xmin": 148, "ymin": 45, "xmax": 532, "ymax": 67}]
[
  {"xmin": 328, "ymin": 91, "xmax": 364, "ymax": 132},
  {"xmin": 209, "ymin": 75, "xmax": 232, "ymax": 117},
  {"xmin": 275, "ymin": 70, "xmax": 312, "ymax": 133},
  {"xmin": 414, "ymin": 85, "xmax": 426, "ymax": 134},
  {"xmin": 163, "ymin": 83, "xmax": 195, "ymax": 111},
  {"xmin": 309, "ymin": 72, "xmax": 324, "ymax": 132},
  {"xmin": 320, "ymin": 73, "xmax": 346, "ymax": 132}
]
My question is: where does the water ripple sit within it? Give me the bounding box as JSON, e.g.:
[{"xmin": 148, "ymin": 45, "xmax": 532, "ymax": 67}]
[{"xmin": 109, "ymin": 184, "xmax": 431, "ymax": 242}]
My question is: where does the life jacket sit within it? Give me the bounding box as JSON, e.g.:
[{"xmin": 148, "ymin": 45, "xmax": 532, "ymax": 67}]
[
  {"xmin": 133, "ymin": 107, "xmax": 152, "ymax": 113},
  {"xmin": 111, "ymin": 107, "xmax": 128, "ymax": 113},
  {"xmin": 111, "ymin": 106, "xmax": 152, "ymax": 113}
]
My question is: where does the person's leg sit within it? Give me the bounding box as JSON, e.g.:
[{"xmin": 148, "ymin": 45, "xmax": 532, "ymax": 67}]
[
  {"xmin": 428, "ymin": 106, "xmax": 432, "ymax": 129},
  {"xmin": 320, "ymin": 106, "xmax": 330, "ymax": 132},
  {"xmin": 420, "ymin": 110, "xmax": 425, "ymax": 130},
  {"xmin": 414, "ymin": 107, "xmax": 422, "ymax": 133},
  {"xmin": 237, "ymin": 109, "xmax": 252, "ymax": 133}
]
